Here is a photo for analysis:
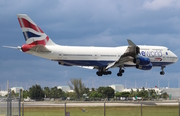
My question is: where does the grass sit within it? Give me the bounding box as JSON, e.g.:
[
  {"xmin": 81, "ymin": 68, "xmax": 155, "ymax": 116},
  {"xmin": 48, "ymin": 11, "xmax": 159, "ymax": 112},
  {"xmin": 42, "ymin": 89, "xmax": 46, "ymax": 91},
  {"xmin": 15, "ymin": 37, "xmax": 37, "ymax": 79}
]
[{"xmin": 23, "ymin": 106, "xmax": 179, "ymax": 116}]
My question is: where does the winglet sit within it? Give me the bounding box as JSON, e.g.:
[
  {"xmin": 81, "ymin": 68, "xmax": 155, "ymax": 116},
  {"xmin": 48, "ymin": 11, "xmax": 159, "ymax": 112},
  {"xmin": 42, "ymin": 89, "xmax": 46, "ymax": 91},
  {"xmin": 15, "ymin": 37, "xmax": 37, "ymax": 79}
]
[{"xmin": 127, "ymin": 39, "xmax": 136, "ymax": 46}]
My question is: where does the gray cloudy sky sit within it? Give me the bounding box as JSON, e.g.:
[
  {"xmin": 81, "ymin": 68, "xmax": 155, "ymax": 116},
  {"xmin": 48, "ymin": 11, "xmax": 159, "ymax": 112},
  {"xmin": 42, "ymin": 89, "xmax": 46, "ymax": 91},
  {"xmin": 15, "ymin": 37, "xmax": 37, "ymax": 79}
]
[{"xmin": 1, "ymin": 0, "xmax": 180, "ymax": 90}]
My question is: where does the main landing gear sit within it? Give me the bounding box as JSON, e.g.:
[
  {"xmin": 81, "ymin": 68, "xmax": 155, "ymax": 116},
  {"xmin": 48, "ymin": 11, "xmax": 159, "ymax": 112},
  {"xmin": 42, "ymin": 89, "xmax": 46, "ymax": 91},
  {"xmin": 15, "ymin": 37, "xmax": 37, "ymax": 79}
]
[
  {"xmin": 117, "ymin": 67, "xmax": 125, "ymax": 77},
  {"xmin": 160, "ymin": 66, "xmax": 165, "ymax": 75},
  {"xmin": 96, "ymin": 68, "xmax": 112, "ymax": 76}
]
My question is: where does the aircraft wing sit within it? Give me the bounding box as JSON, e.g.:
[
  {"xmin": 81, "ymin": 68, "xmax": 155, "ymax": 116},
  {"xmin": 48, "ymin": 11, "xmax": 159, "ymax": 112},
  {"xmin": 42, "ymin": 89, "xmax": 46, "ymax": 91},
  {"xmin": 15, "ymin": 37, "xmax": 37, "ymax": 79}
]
[{"xmin": 106, "ymin": 39, "xmax": 140, "ymax": 69}]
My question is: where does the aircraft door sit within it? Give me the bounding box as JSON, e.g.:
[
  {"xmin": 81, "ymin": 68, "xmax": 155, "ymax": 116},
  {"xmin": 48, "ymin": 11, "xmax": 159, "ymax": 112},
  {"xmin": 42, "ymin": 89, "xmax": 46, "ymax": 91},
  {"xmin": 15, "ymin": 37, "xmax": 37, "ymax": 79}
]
[
  {"xmin": 58, "ymin": 52, "xmax": 63, "ymax": 59},
  {"xmin": 94, "ymin": 52, "xmax": 98, "ymax": 59}
]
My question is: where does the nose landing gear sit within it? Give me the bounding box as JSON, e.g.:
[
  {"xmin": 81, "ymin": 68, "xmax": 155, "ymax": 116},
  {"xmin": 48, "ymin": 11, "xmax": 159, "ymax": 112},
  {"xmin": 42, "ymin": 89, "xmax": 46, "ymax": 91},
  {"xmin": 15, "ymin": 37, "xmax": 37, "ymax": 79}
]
[{"xmin": 160, "ymin": 66, "xmax": 165, "ymax": 75}]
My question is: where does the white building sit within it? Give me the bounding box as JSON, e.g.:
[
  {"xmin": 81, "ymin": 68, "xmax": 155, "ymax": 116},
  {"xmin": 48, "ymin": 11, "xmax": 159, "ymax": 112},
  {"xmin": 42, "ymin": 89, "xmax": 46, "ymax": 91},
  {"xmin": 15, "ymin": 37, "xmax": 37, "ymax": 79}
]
[
  {"xmin": 0, "ymin": 91, "xmax": 8, "ymax": 96},
  {"xmin": 11, "ymin": 87, "xmax": 24, "ymax": 93},
  {"xmin": 109, "ymin": 84, "xmax": 124, "ymax": 93},
  {"xmin": 161, "ymin": 88, "xmax": 180, "ymax": 99},
  {"xmin": 123, "ymin": 88, "xmax": 161, "ymax": 95},
  {"xmin": 57, "ymin": 86, "xmax": 70, "ymax": 92}
]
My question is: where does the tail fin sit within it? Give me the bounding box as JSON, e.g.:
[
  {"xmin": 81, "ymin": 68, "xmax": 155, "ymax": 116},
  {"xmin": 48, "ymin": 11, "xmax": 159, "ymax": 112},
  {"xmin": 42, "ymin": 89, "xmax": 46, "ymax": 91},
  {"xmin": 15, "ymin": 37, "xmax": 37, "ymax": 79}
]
[{"xmin": 17, "ymin": 14, "xmax": 56, "ymax": 46}]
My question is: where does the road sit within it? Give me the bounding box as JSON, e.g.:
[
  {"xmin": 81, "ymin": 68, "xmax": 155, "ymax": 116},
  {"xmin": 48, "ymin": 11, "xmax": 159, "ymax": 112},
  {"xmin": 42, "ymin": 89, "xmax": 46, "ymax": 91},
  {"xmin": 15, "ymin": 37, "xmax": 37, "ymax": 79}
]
[{"xmin": 22, "ymin": 101, "xmax": 179, "ymax": 107}]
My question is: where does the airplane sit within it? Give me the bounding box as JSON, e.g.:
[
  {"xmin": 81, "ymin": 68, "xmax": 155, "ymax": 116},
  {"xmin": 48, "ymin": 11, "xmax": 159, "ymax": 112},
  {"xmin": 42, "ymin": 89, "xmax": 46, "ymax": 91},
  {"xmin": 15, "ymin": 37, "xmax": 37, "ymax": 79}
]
[{"xmin": 3, "ymin": 14, "xmax": 178, "ymax": 77}]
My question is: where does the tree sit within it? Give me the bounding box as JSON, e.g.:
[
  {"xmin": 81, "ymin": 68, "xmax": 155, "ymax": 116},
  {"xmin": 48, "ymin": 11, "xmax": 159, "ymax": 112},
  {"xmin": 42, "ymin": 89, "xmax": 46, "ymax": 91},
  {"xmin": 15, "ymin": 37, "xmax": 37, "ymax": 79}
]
[
  {"xmin": 91, "ymin": 88, "xmax": 95, "ymax": 91},
  {"xmin": 65, "ymin": 92, "xmax": 76, "ymax": 99},
  {"xmin": 160, "ymin": 92, "xmax": 169, "ymax": 99},
  {"xmin": 148, "ymin": 89, "xmax": 157, "ymax": 99},
  {"xmin": 23, "ymin": 90, "xmax": 29, "ymax": 98},
  {"xmin": 97, "ymin": 87, "xmax": 115, "ymax": 98},
  {"xmin": 129, "ymin": 89, "xmax": 137, "ymax": 97},
  {"xmin": 50, "ymin": 86, "xmax": 65, "ymax": 98},
  {"xmin": 120, "ymin": 92, "xmax": 130, "ymax": 97},
  {"xmin": 137, "ymin": 88, "xmax": 148, "ymax": 99},
  {"xmin": 68, "ymin": 78, "xmax": 85, "ymax": 99},
  {"xmin": 115, "ymin": 92, "xmax": 121, "ymax": 97},
  {"xmin": 44, "ymin": 87, "xmax": 50, "ymax": 98},
  {"xmin": 29, "ymin": 84, "xmax": 44, "ymax": 101},
  {"xmin": 84, "ymin": 87, "xmax": 90, "ymax": 94},
  {"xmin": 11, "ymin": 90, "xmax": 19, "ymax": 97},
  {"xmin": 89, "ymin": 91, "xmax": 102, "ymax": 100}
]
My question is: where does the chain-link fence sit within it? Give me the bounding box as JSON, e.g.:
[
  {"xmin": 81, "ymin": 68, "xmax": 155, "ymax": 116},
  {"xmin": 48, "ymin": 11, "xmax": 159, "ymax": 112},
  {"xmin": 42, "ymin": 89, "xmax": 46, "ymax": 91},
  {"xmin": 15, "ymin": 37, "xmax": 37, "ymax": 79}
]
[{"xmin": 0, "ymin": 89, "xmax": 20, "ymax": 116}]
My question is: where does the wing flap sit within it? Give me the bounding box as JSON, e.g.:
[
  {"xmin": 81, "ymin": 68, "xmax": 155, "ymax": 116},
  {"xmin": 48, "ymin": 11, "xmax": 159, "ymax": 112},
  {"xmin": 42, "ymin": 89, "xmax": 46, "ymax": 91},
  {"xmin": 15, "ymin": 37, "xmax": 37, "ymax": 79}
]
[
  {"xmin": 106, "ymin": 39, "xmax": 138, "ymax": 69},
  {"xmin": 78, "ymin": 66, "xmax": 95, "ymax": 69}
]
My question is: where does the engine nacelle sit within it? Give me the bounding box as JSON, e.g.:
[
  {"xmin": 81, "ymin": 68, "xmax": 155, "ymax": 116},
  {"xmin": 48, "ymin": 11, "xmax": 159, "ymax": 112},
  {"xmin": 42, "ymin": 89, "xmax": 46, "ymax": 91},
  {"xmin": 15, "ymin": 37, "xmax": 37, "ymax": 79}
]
[
  {"xmin": 133, "ymin": 56, "xmax": 150, "ymax": 65},
  {"xmin": 137, "ymin": 63, "xmax": 152, "ymax": 70}
]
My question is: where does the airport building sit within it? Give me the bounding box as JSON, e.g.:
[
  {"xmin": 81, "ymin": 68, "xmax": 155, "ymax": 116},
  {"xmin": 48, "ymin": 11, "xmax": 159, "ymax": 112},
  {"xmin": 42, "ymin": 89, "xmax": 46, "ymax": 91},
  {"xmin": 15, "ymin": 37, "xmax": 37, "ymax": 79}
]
[
  {"xmin": 0, "ymin": 91, "xmax": 8, "ymax": 96},
  {"xmin": 11, "ymin": 87, "xmax": 24, "ymax": 93},
  {"xmin": 109, "ymin": 84, "xmax": 180, "ymax": 99},
  {"xmin": 57, "ymin": 86, "xmax": 70, "ymax": 92},
  {"xmin": 161, "ymin": 88, "xmax": 180, "ymax": 99},
  {"xmin": 109, "ymin": 84, "xmax": 124, "ymax": 93}
]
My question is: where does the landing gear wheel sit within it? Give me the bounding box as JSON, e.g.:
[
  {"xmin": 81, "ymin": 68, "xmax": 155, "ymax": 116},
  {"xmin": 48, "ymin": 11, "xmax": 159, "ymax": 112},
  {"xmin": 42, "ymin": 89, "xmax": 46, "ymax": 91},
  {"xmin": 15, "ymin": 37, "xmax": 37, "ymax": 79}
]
[
  {"xmin": 160, "ymin": 71, "xmax": 165, "ymax": 75},
  {"xmin": 96, "ymin": 70, "xmax": 112, "ymax": 76},
  {"xmin": 117, "ymin": 67, "xmax": 124, "ymax": 77},
  {"xmin": 121, "ymin": 70, "xmax": 125, "ymax": 73},
  {"xmin": 107, "ymin": 71, "xmax": 112, "ymax": 75},
  {"xmin": 136, "ymin": 65, "xmax": 139, "ymax": 68},
  {"xmin": 117, "ymin": 73, "xmax": 122, "ymax": 76},
  {"xmin": 160, "ymin": 66, "xmax": 165, "ymax": 75},
  {"xmin": 96, "ymin": 71, "xmax": 102, "ymax": 76}
]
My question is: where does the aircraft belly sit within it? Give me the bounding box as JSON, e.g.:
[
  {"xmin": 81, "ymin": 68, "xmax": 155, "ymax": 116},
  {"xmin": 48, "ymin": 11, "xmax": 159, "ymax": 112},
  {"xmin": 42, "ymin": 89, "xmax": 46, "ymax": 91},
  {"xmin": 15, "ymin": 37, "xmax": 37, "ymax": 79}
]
[{"xmin": 58, "ymin": 60, "xmax": 114, "ymax": 67}]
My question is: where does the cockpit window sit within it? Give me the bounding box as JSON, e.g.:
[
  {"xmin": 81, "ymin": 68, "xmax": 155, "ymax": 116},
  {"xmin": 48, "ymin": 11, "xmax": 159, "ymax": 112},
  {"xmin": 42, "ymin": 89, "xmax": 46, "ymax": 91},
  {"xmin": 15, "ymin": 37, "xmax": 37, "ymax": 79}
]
[{"xmin": 167, "ymin": 49, "xmax": 170, "ymax": 50}]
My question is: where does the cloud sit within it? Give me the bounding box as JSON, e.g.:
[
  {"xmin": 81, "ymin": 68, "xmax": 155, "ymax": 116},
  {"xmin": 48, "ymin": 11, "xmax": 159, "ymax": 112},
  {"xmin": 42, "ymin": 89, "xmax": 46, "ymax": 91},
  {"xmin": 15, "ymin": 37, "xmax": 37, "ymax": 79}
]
[
  {"xmin": 0, "ymin": 0, "xmax": 180, "ymax": 89},
  {"xmin": 143, "ymin": 0, "xmax": 180, "ymax": 10}
]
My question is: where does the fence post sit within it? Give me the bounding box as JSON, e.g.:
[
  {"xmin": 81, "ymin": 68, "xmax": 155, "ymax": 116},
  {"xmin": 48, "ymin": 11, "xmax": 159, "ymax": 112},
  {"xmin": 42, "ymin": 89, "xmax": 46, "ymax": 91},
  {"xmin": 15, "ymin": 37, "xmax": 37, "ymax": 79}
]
[
  {"xmin": 179, "ymin": 100, "xmax": 180, "ymax": 116},
  {"xmin": 19, "ymin": 90, "xmax": 21, "ymax": 116},
  {"xmin": 10, "ymin": 90, "xmax": 11, "ymax": 116},
  {"xmin": 22, "ymin": 101, "xmax": 24, "ymax": 116},
  {"xmin": 7, "ymin": 90, "xmax": 9, "ymax": 116},
  {"xmin": 141, "ymin": 102, "xmax": 142, "ymax": 116},
  {"xmin": 104, "ymin": 97, "xmax": 107, "ymax": 116},
  {"xmin": 65, "ymin": 98, "xmax": 67, "ymax": 116}
]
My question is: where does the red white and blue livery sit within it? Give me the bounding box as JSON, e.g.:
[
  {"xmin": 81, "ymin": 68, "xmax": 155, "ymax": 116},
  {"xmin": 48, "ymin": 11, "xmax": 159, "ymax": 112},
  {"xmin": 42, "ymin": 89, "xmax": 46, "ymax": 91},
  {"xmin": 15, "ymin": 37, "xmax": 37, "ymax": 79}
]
[{"xmin": 4, "ymin": 14, "xmax": 178, "ymax": 76}]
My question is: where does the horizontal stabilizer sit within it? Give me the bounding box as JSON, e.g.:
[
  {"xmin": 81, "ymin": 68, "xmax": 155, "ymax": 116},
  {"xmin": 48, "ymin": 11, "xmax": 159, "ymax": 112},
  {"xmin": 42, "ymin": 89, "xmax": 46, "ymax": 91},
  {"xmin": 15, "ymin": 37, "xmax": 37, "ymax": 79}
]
[
  {"xmin": 30, "ymin": 45, "xmax": 51, "ymax": 52},
  {"xmin": 3, "ymin": 46, "xmax": 22, "ymax": 51}
]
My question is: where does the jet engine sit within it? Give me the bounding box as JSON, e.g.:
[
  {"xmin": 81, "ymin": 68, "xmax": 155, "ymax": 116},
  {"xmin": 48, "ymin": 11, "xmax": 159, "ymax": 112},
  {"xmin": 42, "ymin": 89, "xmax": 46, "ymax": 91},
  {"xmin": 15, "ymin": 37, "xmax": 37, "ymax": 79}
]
[
  {"xmin": 137, "ymin": 63, "xmax": 152, "ymax": 70},
  {"xmin": 133, "ymin": 55, "xmax": 150, "ymax": 65}
]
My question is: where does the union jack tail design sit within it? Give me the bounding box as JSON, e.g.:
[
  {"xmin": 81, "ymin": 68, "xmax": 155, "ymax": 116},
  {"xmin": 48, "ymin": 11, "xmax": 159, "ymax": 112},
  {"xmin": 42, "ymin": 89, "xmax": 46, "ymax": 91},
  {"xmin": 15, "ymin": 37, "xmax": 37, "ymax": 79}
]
[{"xmin": 17, "ymin": 14, "xmax": 56, "ymax": 46}]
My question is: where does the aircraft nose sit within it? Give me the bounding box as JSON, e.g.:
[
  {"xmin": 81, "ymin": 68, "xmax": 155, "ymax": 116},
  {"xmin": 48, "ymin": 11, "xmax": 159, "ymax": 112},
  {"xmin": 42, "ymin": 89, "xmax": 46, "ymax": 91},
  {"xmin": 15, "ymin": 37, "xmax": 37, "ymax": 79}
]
[{"xmin": 172, "ymin": 52, "xmax": 178, "ymax": 62}]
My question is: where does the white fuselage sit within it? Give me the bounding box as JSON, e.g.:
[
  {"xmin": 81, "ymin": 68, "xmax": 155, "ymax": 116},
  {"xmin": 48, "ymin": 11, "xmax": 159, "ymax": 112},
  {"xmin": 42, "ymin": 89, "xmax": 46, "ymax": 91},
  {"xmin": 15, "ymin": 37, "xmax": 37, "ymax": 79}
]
[{"xmin": 27, "ymin": 45, "xmax": 178, "ymax": 68}]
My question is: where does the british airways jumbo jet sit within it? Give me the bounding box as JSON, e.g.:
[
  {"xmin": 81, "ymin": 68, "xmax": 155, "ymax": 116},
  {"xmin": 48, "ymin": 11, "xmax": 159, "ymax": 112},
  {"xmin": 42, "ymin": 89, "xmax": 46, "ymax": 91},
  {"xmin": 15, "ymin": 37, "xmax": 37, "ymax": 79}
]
[{"xmin": 4, "ymin": 14, "xmax": 178, "ymax": 76}]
